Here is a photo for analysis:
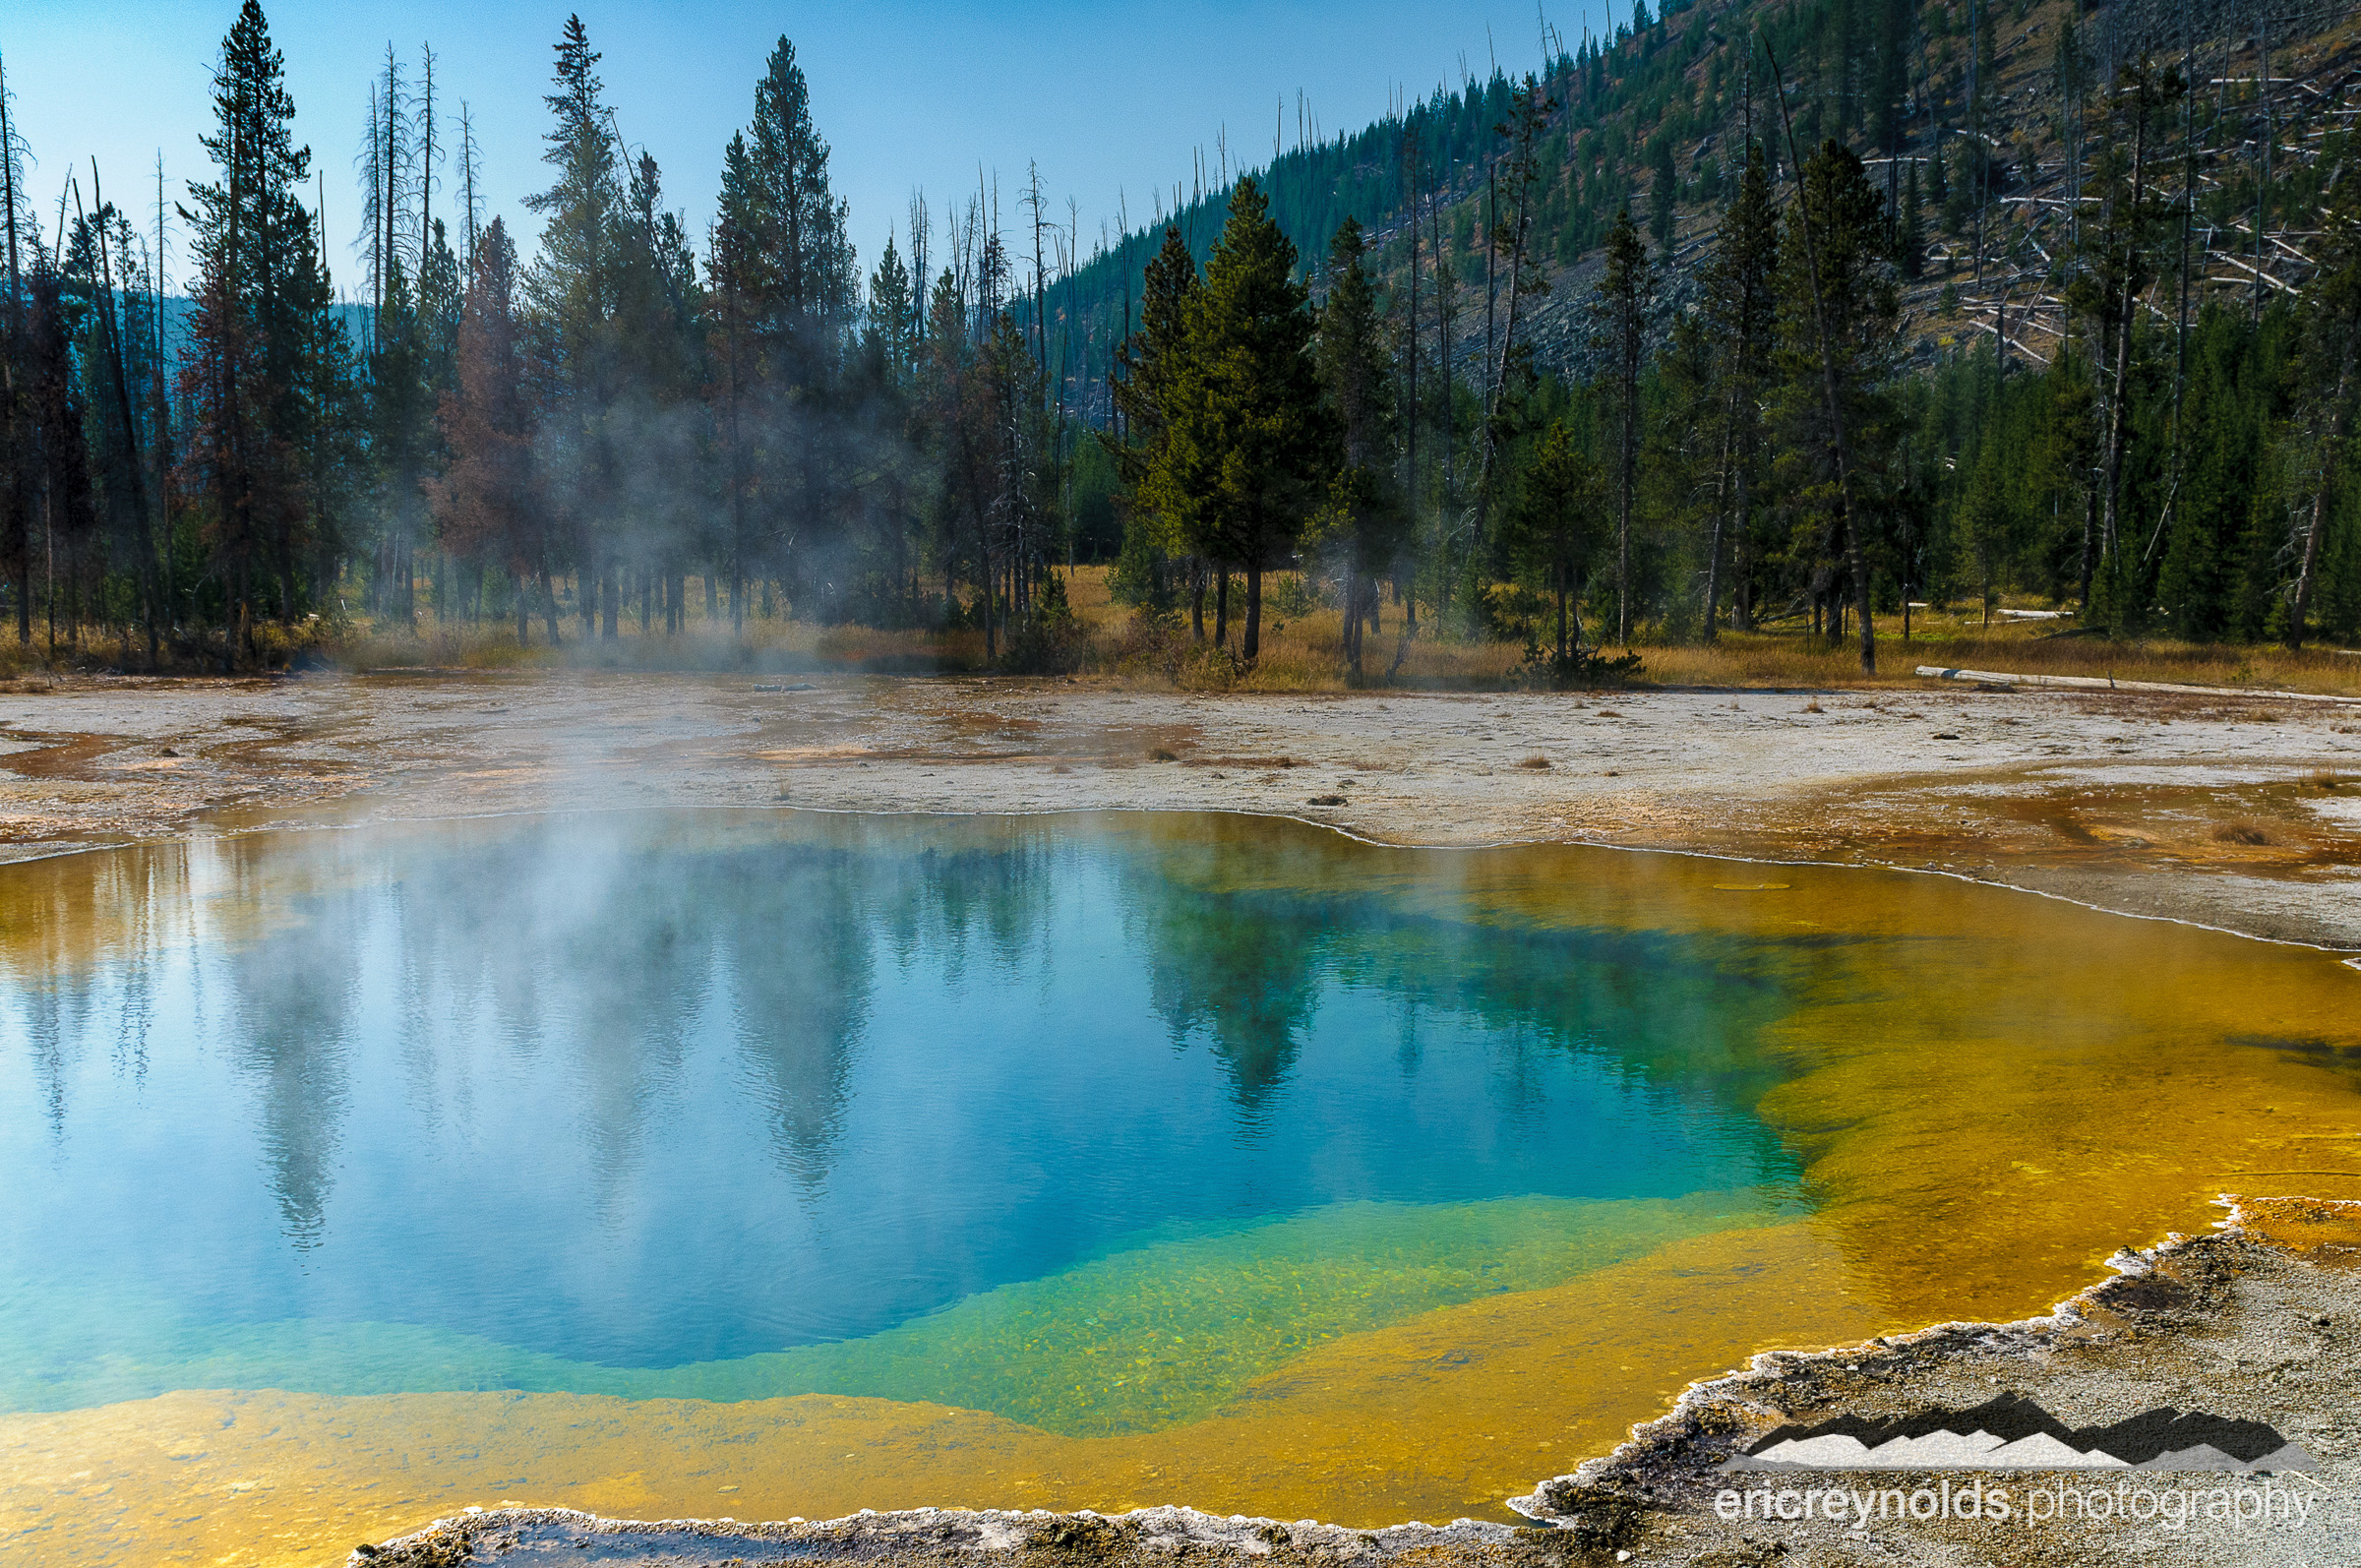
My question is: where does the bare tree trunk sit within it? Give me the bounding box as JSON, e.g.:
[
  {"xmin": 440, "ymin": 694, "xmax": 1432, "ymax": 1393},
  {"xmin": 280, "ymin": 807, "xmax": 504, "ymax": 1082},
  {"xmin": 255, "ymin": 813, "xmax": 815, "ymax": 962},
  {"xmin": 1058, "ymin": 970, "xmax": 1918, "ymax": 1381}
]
[
  {"xmin": 0, "ymin": 55, "xmax": 27, "ymax": 646},
  {"xmin": 1704, "ymin": 391, "xmax": 1736, "ymax": 642},
  {"xmin": 1768, "ymin": 45, "xmax": 1878, "ymax": 675},
  {"xmin": 1404, "ymin": 137, "xmax": 1421, "ymax": 560},
  {"xmin": 81, "ymin": 163, "xmax": 159, "ymax": 667},
  {"xmin": 2097, "ymin": 93, "xmax": 2149, "ymax": 600},
  {"xmin": 2287, "ymin": 345, "xmax": 2354, "ymax": 647},
  {"xmin": 1616, "ymin": 339, "xmax": 1635, "ymax": 645},
  {"xmin": 1733, "ymin": 456, "xmax": 1755, "ymax": 631},
  {"xmin": 1344, "ymin": 565, "xmax": 1362, "ymax": 679},
  {"xmin": 1433, "ymin": 190, "xmax": 1454, "ymax": 583}
]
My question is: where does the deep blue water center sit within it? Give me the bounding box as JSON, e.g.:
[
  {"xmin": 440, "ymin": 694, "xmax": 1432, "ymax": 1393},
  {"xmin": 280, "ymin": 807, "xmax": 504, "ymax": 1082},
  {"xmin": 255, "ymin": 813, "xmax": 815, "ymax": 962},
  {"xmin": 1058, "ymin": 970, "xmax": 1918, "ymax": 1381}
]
[{"xmin": 0, "ymin": 811, "xmax": 1796, "ymax": 1411}]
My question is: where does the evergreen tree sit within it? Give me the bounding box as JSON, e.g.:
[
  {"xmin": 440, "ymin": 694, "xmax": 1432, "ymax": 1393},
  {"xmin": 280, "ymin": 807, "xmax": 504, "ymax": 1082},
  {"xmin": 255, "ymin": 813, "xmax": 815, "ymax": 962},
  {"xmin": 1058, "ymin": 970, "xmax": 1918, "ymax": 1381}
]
[
  {"xmin": 1899, "ymin": 161, "xmax": 1924, "ymax": 280},
  {"xmin": 709, "ymin": 34, "xmax": 857, "ymax": 621},
  {"xmin": 1148, "ymin": 177, "xmax": 1334, "ymax": 662},
  {"xmin": 27, "ymin": 251, "xmax": 94, "ymax": 646},
  {"xmin": 367, "ymin": 252, "xmax": 431, "ymax": 630},
  {"xmin": 177, "ymin": 0, "xmax": 338, "ymax": 652},
  {"xmin": 867, "ymin": 235, "xmax": 913, "ymax": 386},
  {"xmin": 2158, "ymin": 308, "xmax": 2272, "ymax": 638},
  {"xmin": 1503, "ymin": 420, "xmax": 1603, "ymax": 666},
  {"xmin": 523, "ymin": 13, "xmax": 623, "ymax": 632},
  {"xmin": 1769, "ymin": 139, "xmax": 1901, "ymax": 666},
  {"xmin": 431, "ymin": 216, "xmax": 553, "ymax": 644},
  {"xmin": 1648, "ymin": 138, "xmax": 1678, "ymax": 252},
  {"xmin": 1108, "ymin": 224, "xmax": 1200, "ymax": 617},
  {"xmin": 0, "ymin": 46, "xmax": 31, "ymax": 644},
  {"xmin": 609, "ymin": 144, "xmax": 701, "ymax": 633}
]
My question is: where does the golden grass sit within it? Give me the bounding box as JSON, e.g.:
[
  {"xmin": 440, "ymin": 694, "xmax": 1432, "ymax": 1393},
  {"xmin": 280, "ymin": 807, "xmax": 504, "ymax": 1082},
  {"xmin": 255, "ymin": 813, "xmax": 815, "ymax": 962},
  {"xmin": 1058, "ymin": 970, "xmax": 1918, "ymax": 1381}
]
[
  {"xmin": 7, "ymin": 572, "xmax": 2356, "ymax": 697},
  {"xmin": 1616, "ymin": 619, "xmax": 2361, "ymax": 696}
]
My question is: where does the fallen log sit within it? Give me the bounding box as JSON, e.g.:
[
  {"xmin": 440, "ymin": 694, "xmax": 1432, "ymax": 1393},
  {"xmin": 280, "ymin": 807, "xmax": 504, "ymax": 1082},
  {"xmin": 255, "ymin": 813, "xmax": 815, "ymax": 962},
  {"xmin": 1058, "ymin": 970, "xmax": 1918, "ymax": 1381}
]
[{"xmin": 1915, "ymin": 665, "xmax": 2361, "ymax": 703}]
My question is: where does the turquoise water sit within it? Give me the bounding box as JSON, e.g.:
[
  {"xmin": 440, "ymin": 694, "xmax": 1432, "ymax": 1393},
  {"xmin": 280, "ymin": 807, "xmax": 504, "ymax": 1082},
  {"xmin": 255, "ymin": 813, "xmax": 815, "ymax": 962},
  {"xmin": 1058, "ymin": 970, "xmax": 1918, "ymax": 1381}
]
[{"xmin": 0, "ymin": 811, "xmax": 1801, "ymax": 1426}]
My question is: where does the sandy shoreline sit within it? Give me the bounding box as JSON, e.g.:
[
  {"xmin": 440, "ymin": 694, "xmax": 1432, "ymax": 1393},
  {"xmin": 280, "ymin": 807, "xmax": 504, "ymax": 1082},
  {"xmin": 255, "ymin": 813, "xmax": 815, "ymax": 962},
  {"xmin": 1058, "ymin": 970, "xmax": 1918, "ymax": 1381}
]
[{"xmin": 5, "ymin": 669, "xmax": 2358, "ymax": 1567}]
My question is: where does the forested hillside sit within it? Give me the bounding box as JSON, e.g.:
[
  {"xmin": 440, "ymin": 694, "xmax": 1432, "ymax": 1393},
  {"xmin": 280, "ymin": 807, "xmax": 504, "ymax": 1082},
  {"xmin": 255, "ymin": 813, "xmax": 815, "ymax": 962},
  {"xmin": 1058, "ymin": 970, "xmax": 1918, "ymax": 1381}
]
[
  {"xmin": 1, "ymin": 0, "xmax": 2357, "ymax": 675},
  {"xmin": 1051, "ymin": 0, "xmax": 2361, "ymax": 664}
]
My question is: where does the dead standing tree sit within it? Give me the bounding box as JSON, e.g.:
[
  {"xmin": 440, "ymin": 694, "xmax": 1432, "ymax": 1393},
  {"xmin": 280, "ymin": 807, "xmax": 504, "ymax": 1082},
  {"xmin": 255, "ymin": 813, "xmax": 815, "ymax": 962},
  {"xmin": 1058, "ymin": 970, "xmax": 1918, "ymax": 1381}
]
[{"xmin": 1766, "ymin": 41, "xmax": 1878, "ymax": 675}]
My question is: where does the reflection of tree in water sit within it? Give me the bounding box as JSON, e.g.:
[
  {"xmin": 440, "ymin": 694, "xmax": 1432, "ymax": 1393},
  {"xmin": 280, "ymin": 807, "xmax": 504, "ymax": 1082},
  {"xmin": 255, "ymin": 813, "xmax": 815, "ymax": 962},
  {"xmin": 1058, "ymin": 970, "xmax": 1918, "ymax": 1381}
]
[
  {"xmin": 728, "ymin": 825, "xmax": 1068, "ymax": 1188},
  {"xmin": 872, "ymin": 828, "xmax": 1063, "ymax": 987},
  {"xmin": 0, "ymin": 845, "xmax": 189, "ymax": 1139},
  {"xmin": 719, "ymin": 847, "xmax": 876, "ymax": 1189},
  {"xmin": 1115, "ymin": 819, "xmax": 1797, "ymax": 1126},
  {"xmin": 378, "ymin": 826, "xmax": 723, "ymax": 1202},
  {"xmin": 1319, "ymin": 901, "xmax": 1793, "ymax": 1118},
  {"xmin": 217, "ymin": 839, "xmax": 365, "ymax": 1249},
  {"xmin": 551, "ymin": 849, "xmax": 716, "ymax": 1205},
  {"xmin": 1117, "ymin": 849, "xmax": 1329, "ymax": 1123}
]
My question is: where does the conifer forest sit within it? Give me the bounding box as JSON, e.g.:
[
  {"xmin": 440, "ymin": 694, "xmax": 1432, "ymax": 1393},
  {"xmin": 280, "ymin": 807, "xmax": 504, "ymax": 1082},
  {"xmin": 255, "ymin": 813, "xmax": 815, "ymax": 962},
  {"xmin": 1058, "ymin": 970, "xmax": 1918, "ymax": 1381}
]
[{"xmin": 3, "ymin": 0, "xmax": 2359, "ymax": 679}]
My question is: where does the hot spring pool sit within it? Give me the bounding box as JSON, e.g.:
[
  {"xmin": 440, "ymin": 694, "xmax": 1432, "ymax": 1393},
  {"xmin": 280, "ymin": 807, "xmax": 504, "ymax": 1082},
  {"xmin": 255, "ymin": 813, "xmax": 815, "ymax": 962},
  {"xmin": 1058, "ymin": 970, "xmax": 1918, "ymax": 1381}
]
[{"xmin": 3, "ymin": 810, "xmax": 2357, "ymax": 1563}]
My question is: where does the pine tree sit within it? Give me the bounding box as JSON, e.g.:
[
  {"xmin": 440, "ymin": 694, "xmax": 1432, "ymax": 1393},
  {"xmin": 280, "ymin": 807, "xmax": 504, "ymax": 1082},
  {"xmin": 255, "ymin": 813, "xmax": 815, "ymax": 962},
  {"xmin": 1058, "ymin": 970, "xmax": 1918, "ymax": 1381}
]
[
  {"xmin": 709, "ymin": 34, "xmax": 857, "ymax": 623},
  {"xmin": 1769, "ymin": 138, "xmax": 1901, "ymax": 667},
  {"xmin": 2158, "ymin": 307, "xmax": 2269, "ymax": 638},
  {"xmin": 368, "ymin": 252, "xmax": 430, "ymax": 630},
  {"xmin": 2285, "ymin": 165, "xmax": 2361, "ymax": 645},
  {"xmin": 177, "ymin": 0, "xmax": 335, "ymax": 655},
  {"xmin": 1503, "ymin": 420, "xmax": 1603, "ymax": 667},
  {"xmin": 430, "ymin": 216, "xmax": 550, "ymax": 644},
  {"xmin": 1649, "ymin": 138, "xmax": 1678, "ymax": 252},
  {"xmin": 523, "ymin": 14, "xmax": 622, "ymax": 632},
  {"xmin": 1148, "ymin": 177, "xmax": 1334, "ymax": 663},
  {"xmin": 0, "ymin": 46, "xmax": 30, "ymax": 644},
  {"xmin": 1108, "ymin": 224, "xmax": 1199, "ymax": 618},
  {"xmin": 610, "ymin": 144, "xmax": 699, "ymax": 633},
  {"xmin": 1471, "ymin": 74, "xmax": 1556, "ymax": 549},
  {"xmin": 27, "ymin": 250, "xmax": 94, "ymax": 649},
  {"xmin": 867, "ymin": 235, "xmax": 913, "ymax": 385}
]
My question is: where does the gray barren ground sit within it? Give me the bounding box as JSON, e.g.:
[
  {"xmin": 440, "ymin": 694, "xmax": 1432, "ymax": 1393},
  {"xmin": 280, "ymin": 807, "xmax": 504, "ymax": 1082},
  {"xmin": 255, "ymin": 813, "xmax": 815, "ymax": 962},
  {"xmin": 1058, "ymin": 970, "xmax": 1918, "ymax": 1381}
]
[{"xmin": 2, "ymin": 670, "xmax": 2357, "ymax": 946}]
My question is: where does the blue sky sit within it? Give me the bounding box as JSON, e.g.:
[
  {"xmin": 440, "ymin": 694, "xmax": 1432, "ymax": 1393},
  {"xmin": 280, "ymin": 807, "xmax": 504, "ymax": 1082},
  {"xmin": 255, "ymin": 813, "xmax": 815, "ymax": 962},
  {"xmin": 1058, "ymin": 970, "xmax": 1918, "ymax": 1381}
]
[{"xmin": 3, "ymin": 0, "xmax": 1626, "ymax": 294}]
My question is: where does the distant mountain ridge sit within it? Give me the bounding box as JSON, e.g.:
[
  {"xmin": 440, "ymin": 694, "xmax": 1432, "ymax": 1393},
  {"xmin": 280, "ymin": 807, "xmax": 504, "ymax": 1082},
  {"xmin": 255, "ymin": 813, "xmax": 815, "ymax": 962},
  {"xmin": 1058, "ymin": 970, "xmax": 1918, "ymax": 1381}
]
[
  {"xmin": 1724, "ymin": 1392, "xmax": 2320, "ymax": 1473},
  {"xmin": 1042, "ymin": 0, "xmax": 2360, "ymax": 414},
  {"xmin": 152, "ymin": 295, "xmax": 369, "ymax": 362}
]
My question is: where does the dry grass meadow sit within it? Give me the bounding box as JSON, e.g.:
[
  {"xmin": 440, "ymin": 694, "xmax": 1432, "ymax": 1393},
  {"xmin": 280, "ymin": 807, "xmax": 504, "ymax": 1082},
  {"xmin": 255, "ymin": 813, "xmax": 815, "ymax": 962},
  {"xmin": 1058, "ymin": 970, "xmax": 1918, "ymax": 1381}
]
[{"xmin": 9, "ymin": 564, "xmax": 2359, "ymax": 697}]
